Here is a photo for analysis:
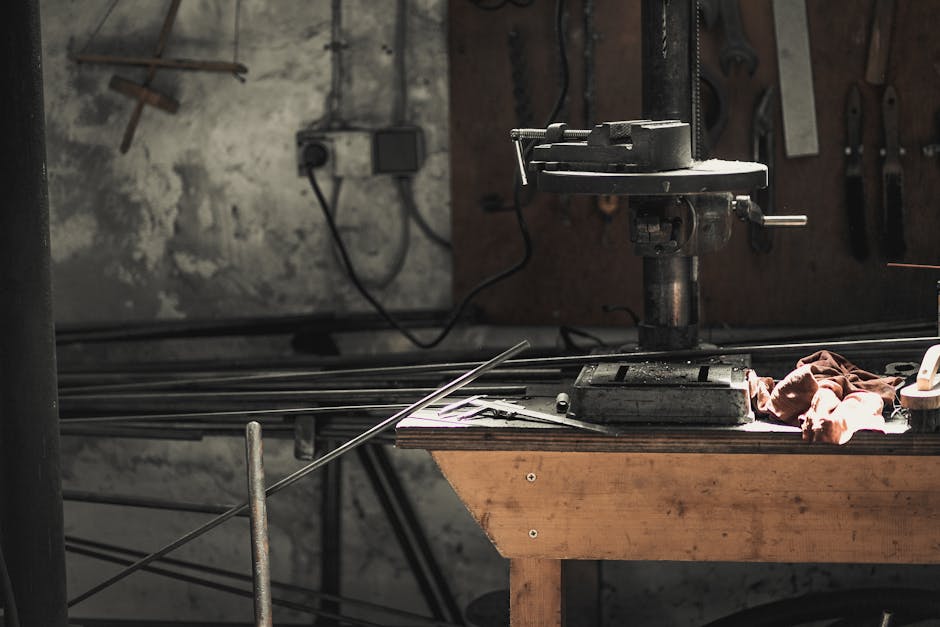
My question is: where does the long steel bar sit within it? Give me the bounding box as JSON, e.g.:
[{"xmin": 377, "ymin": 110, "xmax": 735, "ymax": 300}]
[
  {"xmin": 356, "ymin": 444, "xmax": 464, "ymax": 624},
  {"xmin": 64, "ymin": 543, "xmax": 384, "ymax": 626},
  {"xmin": 64, "ymin": 535, "xmax": 460, "ymax": 626},
  {"xmin": 245, "ymin": 422, "xmax": 273, "ymax": 626},
  {"xmin": 67, "ymin": 340, "xmax": 530, "ymax": 607},
  {"xmin": 60, "ymin": 335, "xmax": 940, "ymax": 395},
  {"xmin": 59, "ymin": 384, "xmax": 526, "ymax": 401},
  {"xmin": 62, "ymin": 489, "xmax": 245, "ymax": 516},
  {"xmin": 60, "ymin": 403, "xmax": 410, "ymax": 424}
]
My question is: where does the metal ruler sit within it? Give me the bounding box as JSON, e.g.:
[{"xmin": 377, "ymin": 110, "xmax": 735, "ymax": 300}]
[{"xmin": 772, "ymin": 0, "xmax": 819, "ymax": 157}]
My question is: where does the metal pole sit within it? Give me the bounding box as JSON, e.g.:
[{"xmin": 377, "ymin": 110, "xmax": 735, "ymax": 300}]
[
  {"xmin": 0, "ymin": 0, "xmax": 68, "ymax": 624},
  {"xmin": 68, "ymin": 340, "xmax": 530, "ymax": 607},
  {"xmin": 638, "ymin": 0, "xmax": 700, "ymax": 351},
  {"xmin": 245, "ymin": 422, "xmax": 273, "ymax": 627}
]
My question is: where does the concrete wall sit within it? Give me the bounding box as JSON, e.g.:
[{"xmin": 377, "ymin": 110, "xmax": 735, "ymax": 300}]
[{"xmin": 44, "ymin": 0, "xmax": 451, "ymax": 324}]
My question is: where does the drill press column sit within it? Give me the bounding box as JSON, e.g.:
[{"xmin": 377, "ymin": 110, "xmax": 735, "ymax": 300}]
[{"xmin": 638, "ymin": 0, "xmax": 700, "ymax": 350}]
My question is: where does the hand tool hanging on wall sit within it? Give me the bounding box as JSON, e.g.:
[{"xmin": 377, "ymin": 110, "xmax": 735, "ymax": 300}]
[
  {"xmin": 72, "ymin": 0, "xmax": 248, "ymax": 152},
  {"xmin": 772, "ymin": 0, "xmax": 819, "ymax": 157},
  {"xmin": 716, "ymin": 0, "xmax": 758, "ymax": 76},
  {"xmin": 750, "ymin": 86, "xmax": 775, "ymax": 253},
  {"xmin": 881, "ymin": 86, "xmax": 906, "ymax": 260},
  {"xmin": 844, "ymin": 84, "xmax": 869, "ymax": 261},
  {"xmin": 865, "ymin": 0, "xmax": 895, "ymax": 85}
]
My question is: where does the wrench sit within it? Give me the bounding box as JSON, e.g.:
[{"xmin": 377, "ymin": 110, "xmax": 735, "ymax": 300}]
[{"xmin": 718, "ymin": 0, "xmax": 759, "ymax": 76}]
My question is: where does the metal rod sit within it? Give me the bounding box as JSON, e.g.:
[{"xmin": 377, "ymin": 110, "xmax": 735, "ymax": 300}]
[
  {"xmin": 62, "ymin": 489, "xmax": 245, "ymax": 517},
  {"xmin": 357, "ymin": 445, "xmax": 465, "ymax": 624},
  {"xmin": 887, "ymin": 262, "xmax": 940, "ymax": 270},
  {"xmin": 67, "ymin": 340, "xmax": 530, "ymax": 607},
  {"xmin": 245, "ymin": 422, "xmax": 273, "ymax": 626},
  {"xmin": 63, "ymin": 535, "xmax": 460, "ymax": 626},
  {"xmin": 64, "ymin": 543, "xmax": 384, "ymax": 626},
  {"xmin": 59, "ymin": 384, "xmax": 526, "ymax": 401},
  {"xmin": 58, "ymin": 334, "xmax": 940, "ymax": 398},
  {"xmin": 60, "ymin": 403, "xmax": 410, "ymax": 424}
]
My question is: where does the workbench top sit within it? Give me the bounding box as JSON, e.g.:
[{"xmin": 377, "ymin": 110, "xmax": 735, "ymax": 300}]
[{"xmin": 396, "ymin": 406, "xmax": 938, "ymax": 456}]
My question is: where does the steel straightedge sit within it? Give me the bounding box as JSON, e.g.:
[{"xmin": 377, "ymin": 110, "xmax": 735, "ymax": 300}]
[{"xmin": 67, "ymin": 340, "xmax": 530, "ymax": 607}]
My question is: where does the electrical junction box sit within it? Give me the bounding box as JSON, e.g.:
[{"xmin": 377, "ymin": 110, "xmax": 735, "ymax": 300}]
[
  {"xmin": 296, "ymin": 126, "xmax": 424, "ymax": 177},
  {"xmin": 372, "ymin": 126, "xmax": 424, "ymax": 174}
]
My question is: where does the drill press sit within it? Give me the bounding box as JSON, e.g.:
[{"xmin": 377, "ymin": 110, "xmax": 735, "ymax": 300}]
[{"xmin": 512, "ymin": 0, "xmax": 807, "ymax": 424}]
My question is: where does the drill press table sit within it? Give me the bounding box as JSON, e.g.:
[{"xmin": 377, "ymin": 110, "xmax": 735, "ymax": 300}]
[{"xmin": 396, "ymin": 412, "xmax": 940, "ymax": 626}]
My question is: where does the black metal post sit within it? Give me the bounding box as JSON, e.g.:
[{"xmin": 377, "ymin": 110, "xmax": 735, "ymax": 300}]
[
  {"xmin": 319, "ymin": 440, "xmax": 343, "ymax": 626},
  {"xmin": 356, "ymin": 444, "xmax": 464, "ymax": 625},
  {"xmin": 638, "ymin": 0, "xmax": 700, "ymax": 350},
  {"xmin": 0, "ymin": 0, "xmax": 68, "ymax": 625}
]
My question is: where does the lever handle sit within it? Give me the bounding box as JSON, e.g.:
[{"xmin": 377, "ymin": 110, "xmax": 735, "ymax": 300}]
[
  {"xmin": 759, "ymin": 214, "xmax": 809, "ymax": 227},
  {"xmin": 734, "ymin": 195, "xmax": 807, "ymax": 228},
  {"xmin": 513, "ymin": 139, "xmax": 529, "ymax": 186}
]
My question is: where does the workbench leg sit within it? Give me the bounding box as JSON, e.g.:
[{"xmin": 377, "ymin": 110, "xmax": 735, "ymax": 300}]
[{"xmin": 510, "ymin": 558, "xmax": 562, "ymax": 627}]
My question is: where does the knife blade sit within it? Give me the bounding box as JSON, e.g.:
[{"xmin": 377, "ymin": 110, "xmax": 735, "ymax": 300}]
[
  {"xmin": 881, "ymin": 85, "xmax": 905, "ymax": 260},
  {"xmin": 844, "ymin": 84, "xmax": 868, "ymax": 260}
]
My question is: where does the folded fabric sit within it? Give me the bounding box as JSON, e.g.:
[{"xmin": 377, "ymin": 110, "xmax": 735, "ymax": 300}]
[{"xmin": 748, "ymin": 351, "xmax": 904, "ymax": 444}]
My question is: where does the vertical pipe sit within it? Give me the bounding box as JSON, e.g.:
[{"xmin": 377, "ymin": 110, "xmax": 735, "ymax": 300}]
[
  {"xmin": 0, "ymin": 0, "xmax": 68, "ymax": 625},
  {"xmin": 320, "ymin": 440, "xmax": 343, "ymax": 625},
  {"xmin": 638, "ymin": 0, "xmax": 700, "ymax": 350},
  {"xmin": 641, "ymin": 0, "xmax": 694, "ymax": 124},
  {"xmin": 245, "ymin": 422, "xmax": 273, "ymax": 627}
]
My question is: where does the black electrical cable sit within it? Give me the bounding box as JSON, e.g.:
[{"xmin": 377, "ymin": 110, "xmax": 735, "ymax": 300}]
[
  {"xmin": 327, "ymin": 176, "xmax": 411, "ymax": 290},
  {"xmin": 310, "ymin": 0, "xmax": 567, "ymax": 350},
  {"xmin": 0, "ymin": 541, "xmax": 20, "ymax": 627},
  {"xmin": 396, "ymin": 175, "xmax": 451, "ymax": 250},
  {"xmin": 308, "ymin": 166, "xmax": 531, "ymax": 349},
  {"xmin": 546, "ymin": 0, "xmax": 569, "ymax": 124}
]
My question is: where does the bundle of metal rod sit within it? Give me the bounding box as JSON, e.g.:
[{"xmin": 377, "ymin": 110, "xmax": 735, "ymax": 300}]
[
  {"xmin": 60, "ymin": 334, "xmax": 940, "ymax": 396},
  {"xmin": 54, "ymin": 334, "xmax": 938, "ymax": 439}
]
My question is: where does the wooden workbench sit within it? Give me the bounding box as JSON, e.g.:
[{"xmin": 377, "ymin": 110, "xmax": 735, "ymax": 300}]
[{"xmin": 396, "ymin": 412, "xmax": 940, "ymax": 626}]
